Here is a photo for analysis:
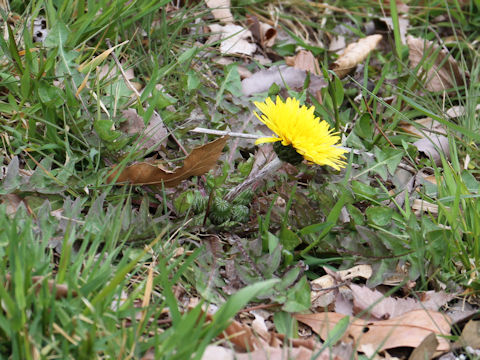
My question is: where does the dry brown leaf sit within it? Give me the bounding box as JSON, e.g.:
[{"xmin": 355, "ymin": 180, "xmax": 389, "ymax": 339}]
[
  {"xmin": 235, "ymin": 346, "xmax": 328, "ymax": 360},
  {"xmin": 241, "ymin": 65, "xmax": 327, "ymax": 96},
  {"xmin": 380, "ymin": 17, "xmax": 409, "ymax": 45},
  {"xmin": 350, "ymin": 284, "xmax": 452, "ymax": 320},
  {"xmin": 407, "ymin": 36, "xmax": 466, "ymax": 92},
  {"xmin": 219, "ymin": 318, "xmax": 260, "ymax": 351},
  {"xmin": 420, "ymin": 291, "xmax": 455, "ymax": 310},
  {"xmin": 119, "ymin": 109, "xmax": 168, "ymax": 151},
  {"xmin": 107, "ymin": 136, "xmax": 229, "ymax": 187},
  {"xmin": 247, "ymin": 15, "xmax": 277, "ymax": 49},
  {"xmin": 399, "ymin": 117, "xmax": 446, "ymax": 138},
  {"xmin": 413, "ymin": 134, "xmax": 449, "ymax": 165},
  {"xmin": 408, "ymin": 333, "xmax": 438, "ymax": 360},
  {"xmin": 251, "ymin": 313, "xmax": 270, "ymax": 341},
  {"xmin": 295, "ymin": 310, "xmax": 451, "ymax": 352},
  {"xmin": 208, "ymin": 24, "xmax": 256, "ymax": 55},
  {"xmin": 446, "ymin": 301, "xmax": 478, "ymax": 325},
  {"xmin": 329, "ymin": 35, "xmax": 346, "ymax": 53},
  {"xmin": 338, "ymin": 265, "xmax": 373, "ymax": 281},
  {"xmin": 445, "ymin": 104, "xmax": 480, "ymax": 118},
  {"xmin": 311, "ymin": 274, "xmax": 336, "ymax": 308},
  {"xmin": 330, "ymin": 34, "xmax": 383, "ymax": 78},
  {"xmin": 456, "ymin": 319, "xmax": 480, "ymax": 348},
  {"xmin": 286, "ymin": 50, "xmax": 321, "ymax": 76},
  {"xmin": 259, "ymin": 22, "xmax": 277, "ymax": 48},
  {"xmin": 310, "ymin": 265, "xmax": 372, "ymax": 310},
  {"xmin": 205, "ymin": 0, "xmax": 234, "ymax": 23},
  {"xmin": 237, "ymin": 65, "xmax": 253, "ymax": 79},
  {"xmin": 201, "ymin": 345, "xmax": 329, "ymax": 360},
  {"xmin": 400, "ymin": 117, "xmax": 450, "ymax": 165},
  {"xmin": 1, "ymin": 193, "xmax": 24, "ymax": 216},
  {"xmin": 201, "ymin": 345, "xmax": 234, "ymax": 360},
  {"xmin": 211, "ymin": 315, "xmax": 323, "ymax": 355},
  {"xmin": 335, "ymin": 287, "xmax": 354, "ymax": 316}
]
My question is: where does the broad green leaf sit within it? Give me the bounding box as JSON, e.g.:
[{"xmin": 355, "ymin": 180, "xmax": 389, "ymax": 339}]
[
  {"xmin": 178, "ymin": 47, "xmax": 197, "ymax": 64},
  {"xmin": 94, "ymin": 119, "xmax": 122, "ymax": 142},
  {"xmin": 279, "ymin": 225, "xmax": 301, "ymax": 251},
  {"xmin": 186, "ymin": 69, "xmax": 201, "ymax": 91},
  {"xmin": 44, "ymin": 21, "xmax": 70, "ymax": 48},
  {"xmin": 366, "ymin": 206, "xmax": 394, "ymax": 227},
  {"xmin": 283, "ymin": 276, "xmax": 311, "ymax": 312},
  {"xmin": 347, "ymin": 204, "xmax": 365, "ymax": 225},
  {"xmin": 216, "ymin": 64, "xmax": 241, "ymax": 105},
  {"xmin": 354, "ymin": 146, "xmax": 404, "ymax": 181},
  {"xmin": 274, "ymin": 311, "xmax": 298, "ymax": 338}
]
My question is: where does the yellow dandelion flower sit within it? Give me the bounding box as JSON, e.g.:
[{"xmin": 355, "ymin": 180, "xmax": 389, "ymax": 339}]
[{"xmin": 254, "ymin": 96, "xmax": 348, "ymax": 170}]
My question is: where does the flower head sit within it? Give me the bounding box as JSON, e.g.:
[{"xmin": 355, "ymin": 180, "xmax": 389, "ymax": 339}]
[{"xmin": 254, "ymin": 96, "xmax": 347, "ymax": 170}]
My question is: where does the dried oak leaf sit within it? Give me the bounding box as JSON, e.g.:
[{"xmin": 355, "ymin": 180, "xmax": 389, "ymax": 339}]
[
  {"xmin": 107, "ymin": 136, "xmax": 229, "ymax": 187},
  {"xmin": 407, "ymin": 35, "xmax": 467, "ymax": 92},
  {"xmin": 295, "ymin": 310, "xmax": 451, "ymax": 353},
  {"xmin": 330, "ymin": 34, "xmax": 383, "ymax": 78},
  {"xmin": 286, "ymin": 50, "xmax": 321, "ymax": 76},
  {"xmin": 350, "ymin": 284, "xmax": 453, "ymax": 320},
  {"xmin": 455, "ymin": 319, "xmax": 480, "ymax": 349}
]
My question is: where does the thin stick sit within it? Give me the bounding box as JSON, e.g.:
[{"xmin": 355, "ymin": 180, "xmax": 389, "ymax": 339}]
[
  {"xmin": 191, "ymin": 127, "xmax": 263, "ymax": 140},
  {"xmin": 225, "ymin": 157, "xmax": 283, "ymax": 201}
]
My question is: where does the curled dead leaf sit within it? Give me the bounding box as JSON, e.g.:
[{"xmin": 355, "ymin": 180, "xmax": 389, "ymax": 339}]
[
  {"xmin": 107, "ymin": 136, "xmax": 229, "ymax": 187},
  {"xmin": 247, "ymin": 15, "xmax": 277, "ymax": 49},
  {"xmin": 259, "ymin": 22, "xmax": 277, "ymax": 48},
  {"xmin": 330, "ymin": 34, "xmax": 383, "ymax": 78}
]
